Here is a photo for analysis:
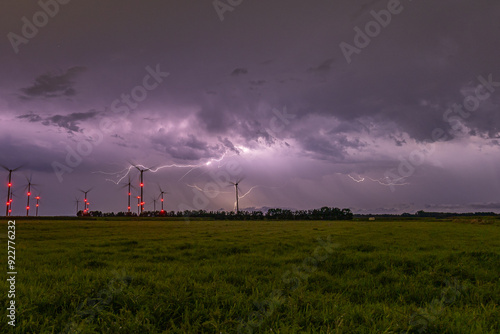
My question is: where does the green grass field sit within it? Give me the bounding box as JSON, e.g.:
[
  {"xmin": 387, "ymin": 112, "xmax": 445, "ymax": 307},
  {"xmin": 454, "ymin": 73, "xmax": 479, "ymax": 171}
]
[{"xmin": 1, "ymin": 217, "xmax": 499, "ymax": 333}]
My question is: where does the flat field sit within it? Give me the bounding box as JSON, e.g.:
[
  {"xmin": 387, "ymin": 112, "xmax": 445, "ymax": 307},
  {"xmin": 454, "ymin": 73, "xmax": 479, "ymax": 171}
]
[{"xmin": 0, "ymin": 217, "xmax": 499, "ymax": 333}]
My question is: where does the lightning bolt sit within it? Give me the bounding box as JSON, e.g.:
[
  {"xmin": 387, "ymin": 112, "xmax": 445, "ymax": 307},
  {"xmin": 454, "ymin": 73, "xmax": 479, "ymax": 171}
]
[
  {"xmin": 94, "ymin": 152, "xmax": 235, "ymax": 185},
  {"xmin": 367, "ymin": 176, "xmax": 410, "ymax": 187},
  {"xmin": 186, "ymin": 182, "xmax": 265, "ymax": 211},
  {"xmin": 178, "ymin": 152, "xmax": 234, "ymax": 182},
  {"xmin": 346, "ymin": 174, "xmax": 409, "ymax": 187},
  {"xmin": 348, "ymin": 174, "xmax": 365, "ymax": 182},
  {"xmin": 238, "ymin": 185, "xmax": 260, "ymax": 199}
]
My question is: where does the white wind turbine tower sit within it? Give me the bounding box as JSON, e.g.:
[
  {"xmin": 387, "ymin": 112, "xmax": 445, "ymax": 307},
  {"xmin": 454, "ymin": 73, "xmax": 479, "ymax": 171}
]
[
  {"xmin": 74, "ymin": 197, "xmax": 81, "ymax": 215},
  {"xmin": 229, "ymin": 178, "xmax": 244, "ymax": 214},
  {"xmin": 158, "ymin": 184, "xmax": 168, "ymax": 213}
]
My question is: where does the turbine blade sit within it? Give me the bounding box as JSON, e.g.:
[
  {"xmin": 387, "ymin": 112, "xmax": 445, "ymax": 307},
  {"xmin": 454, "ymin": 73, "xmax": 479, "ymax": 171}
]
[{"xmin": 128, "ymin": 161, "xmax": 141, "ymax": 171}]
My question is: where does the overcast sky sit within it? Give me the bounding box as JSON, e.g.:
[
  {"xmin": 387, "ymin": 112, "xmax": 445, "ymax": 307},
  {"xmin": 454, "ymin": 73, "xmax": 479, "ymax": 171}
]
[{"xmin": 1, "ymin": 0, "xmax": 499, "ymax": 216}]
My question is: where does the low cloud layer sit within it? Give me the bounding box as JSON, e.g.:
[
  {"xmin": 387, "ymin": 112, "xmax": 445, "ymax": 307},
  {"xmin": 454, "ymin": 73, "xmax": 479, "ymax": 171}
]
[{"xmin": 19, "ymin": 66, "xmax": 86, "ymax": 99}]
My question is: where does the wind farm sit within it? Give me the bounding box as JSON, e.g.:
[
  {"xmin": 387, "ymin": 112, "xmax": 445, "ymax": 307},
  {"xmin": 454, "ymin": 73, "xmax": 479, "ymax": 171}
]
[
  {"xmin": 2, "ymin": 162, "xmax": 498, "ymax": 334},
  {"xmin": 1, "ymin": 162, "xmax": 270, "ymax": 217}
]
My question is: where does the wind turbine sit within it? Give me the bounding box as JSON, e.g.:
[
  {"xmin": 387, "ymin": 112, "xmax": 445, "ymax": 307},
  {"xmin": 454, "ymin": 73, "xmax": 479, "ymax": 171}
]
[
  {"xmin": 132, "ymin": 164, "xmax": 152, "ymax": 214},
  {"xmin": 24, "ymin": 175, "xmax": 38, "ymax": 216},
  {"xmin": 8, "ymin": 187, "xmax": 14, "ymax": 216},
  {"xmin": 79, "ymin": 188, "xmax": 93, "ymax": 214},
  {"xmin": 121, "ymin": 175, "xmax": 136, "ymax": 214},
  {"xmin": 2, "ymin": 165, "xmax": 22, "ymax": 216},
  {"xmin": 229, "ymin": 178, "xmax": 244, "ymax": 214},
  {"xmin": 151, "ymin": 194, "xmax": 160, "ymax": 212},
  {"xmin": 35, "ymin": 195, "xmax": 40, "ymax": 216},
  {"xmin": 74, "ymin": 197, "xmax": 81, "ymax": 215},
  {"xmin": 158, "ymin": 184, "xmax": 168, "ymax": 213}
]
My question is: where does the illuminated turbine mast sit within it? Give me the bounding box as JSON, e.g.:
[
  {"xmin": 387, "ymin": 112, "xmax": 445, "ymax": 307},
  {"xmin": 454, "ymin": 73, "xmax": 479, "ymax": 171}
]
[
  {"xmin": 79, "ymin": 188, "xmax": 93, "ymax": 214},
  {"xmin": 35, "ymin": 196, "xmax": 40, "ymax": 216},
  {"xmin": 158, "ymin": 185, "xmax": 167, "ymax": 213},
  {"xmin": 122, "ymin": 176, "xmax": 135, "ymax": 214},
  {"xmin": 133, "ymin": 165, "xmax": 151, "ymax": 214},
  {"xmin": 26, "ymin": 181, "xmax": 31, "ymax": 216},
  {"xmin": 2, "ymin": 165, "xmax": 22, "ymax": 217},
  {"xmin": 25, "ymin": 175, "xmax": 36, "ymax": 217}
]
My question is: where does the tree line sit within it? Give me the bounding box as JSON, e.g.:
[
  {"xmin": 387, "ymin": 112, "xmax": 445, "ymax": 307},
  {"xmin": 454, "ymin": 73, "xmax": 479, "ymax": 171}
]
[{"xmin": 78, "ymin": 206, "xmax": 354, "ymax": 220}]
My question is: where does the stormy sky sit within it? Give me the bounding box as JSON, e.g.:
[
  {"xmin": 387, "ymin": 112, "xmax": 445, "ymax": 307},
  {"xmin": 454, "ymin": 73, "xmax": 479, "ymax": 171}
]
[{"xmin": 1, "ymin": 0, "xmax": 500, "ymax": 216}]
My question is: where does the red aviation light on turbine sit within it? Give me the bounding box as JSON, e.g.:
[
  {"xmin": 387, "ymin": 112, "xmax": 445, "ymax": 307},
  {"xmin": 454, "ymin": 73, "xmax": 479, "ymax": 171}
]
[
  {"xmin": 128, "ymin": 192, "xmax": 131, "ymax": 196},
  {"xmin": 161, "ymin": 198, "xmax": 164, "ymax": 202},
  {"xmin": 128, "ymin": 206, "xmax": 131, "ymax": 210},
  {"xmin": 8, "ymin": 183, "xmax": 11, "ymax": 187},
  {"xmin": 36, "ymin": 204, "xmax": 39, "ymax": 207},
  {"xmin": 140, "ymin": 183, "xmax": 144, "ymax": 187},
  {"xmin": 36, "ymin": 196, "xmax": 40, "ymax": 200},
  {"xmin": 27, "ymin": 192, "xmax": 31, "ymax": 196},
  {"xmin": 26, "ymin": 206, "xmax": 30, "ymax": 210}
]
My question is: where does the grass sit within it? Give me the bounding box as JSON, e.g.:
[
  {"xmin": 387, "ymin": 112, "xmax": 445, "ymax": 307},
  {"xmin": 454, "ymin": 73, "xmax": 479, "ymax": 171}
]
[{"xmin": 0, "ymin": 217, "xmax": 499, "ymax": 333}]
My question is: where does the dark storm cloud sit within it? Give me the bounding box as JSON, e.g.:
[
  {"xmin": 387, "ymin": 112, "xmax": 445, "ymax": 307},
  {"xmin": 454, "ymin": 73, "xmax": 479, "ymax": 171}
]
[
  {"xmin": 48, "ymin": 111, "xmax": 99, "ymax": 132},
  {"xmin": 301, "ymin": 134, "xmax": 366, "ymax": 161},
  {"xmin": 17, "ymin": 112, "xmax": 42, "ymax": 122},
  {"xmin": 18, "ymin": 110, "xmax": 99, "ymax": 133},
  {"xmin": 218, "ymin": 136, "xmax": 240, "ymax": 154},
  {"xmin": 307, "ymin": 58, "xmax": 334, "ymax": 73},
  {"xmin": 20, "ymin": 66, "xmax": 86, "ymax": 99},
  {"xmin": 151, "ymin": 131, "xmax": 225, "ymax": 161},
  {"xmin": 329, "ymin": 1, "xmax": 500, "ymax": 142},
  {"xmin": 197, "ymin": 105, "xmax": 232, "ymax": 133},
  {"xmin": 231, "ymin": 68, "xmax": 248, "ymax": 76},
  {"xmin": 389, "ymin": 134, "xmax": 406, "ymax": 147},
  {"xmin": 0, "ymin": 136, "xmax": 64, "ymax": 174}
]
